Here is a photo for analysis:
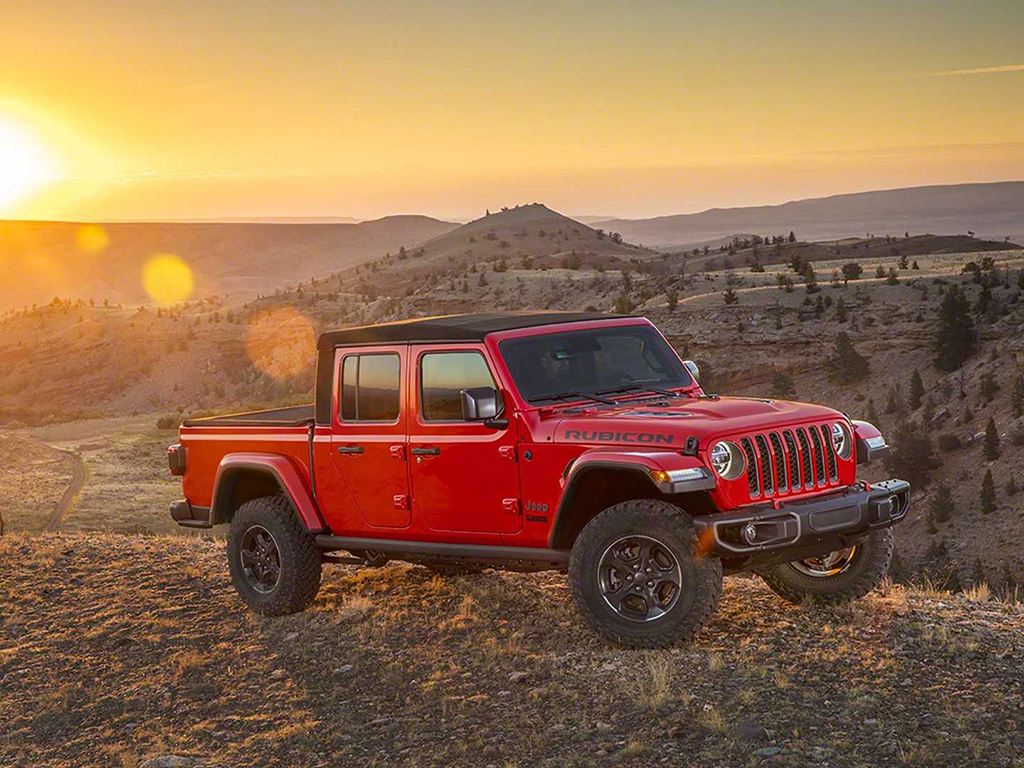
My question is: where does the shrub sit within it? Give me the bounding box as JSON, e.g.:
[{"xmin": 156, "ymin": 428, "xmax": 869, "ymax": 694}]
[
  {"xmin": 156, "ymin": 415, "xmax": 180, "ymax": 430},
  {"xmin": 937, "ymin": 433, "xmax": 962, "ymax": 452}
]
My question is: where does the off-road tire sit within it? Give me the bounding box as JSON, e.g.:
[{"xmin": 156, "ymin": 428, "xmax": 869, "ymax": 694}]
[
  {"xmin": 569, "ymin": 499, "xmax": 723, "ymax": 648},
  {"xmin": 227, "ymin": 495, "xmax": 322, "ymax": 616},
  {"xmin": 757, "ymin": 528, "xmax": 893, "ymax": 605}
]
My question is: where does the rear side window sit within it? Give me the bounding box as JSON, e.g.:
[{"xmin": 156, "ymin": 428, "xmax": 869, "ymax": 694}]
[
  {"xmin": 420, "ymin": 351, "xmax": 496, "ymax": 421},
  {"xmin": 339, "ymin": 353, "xmax": 401, "ymax": 422}
]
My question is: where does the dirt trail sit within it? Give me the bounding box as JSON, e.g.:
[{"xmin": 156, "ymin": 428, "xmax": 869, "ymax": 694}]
[{"xmin": 44, "ymin": 448, "xmax": 86, "ymax": 531}]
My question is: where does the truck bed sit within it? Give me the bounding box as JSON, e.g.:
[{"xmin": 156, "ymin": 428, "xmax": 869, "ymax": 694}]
[{"xmin": 181, "ymin": 405, "xmax": 314, "ymax": 428}]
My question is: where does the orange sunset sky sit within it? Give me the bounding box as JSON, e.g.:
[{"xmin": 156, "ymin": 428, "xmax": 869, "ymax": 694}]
[{"xmin": 2, "ymin": 0, "xmax": 1023, "ymax": 221}]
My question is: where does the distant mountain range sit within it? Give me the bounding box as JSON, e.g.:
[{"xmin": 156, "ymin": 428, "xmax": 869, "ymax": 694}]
[
  {"xmin": 592, "ymin": 181, "xmax": 1024, "ymax": 248},
  {"xmin": 4, "ymin": 181, "xmax": 1021, "ymax": 310},
  {"xmin": 0, "ymin": 215, "xmax": 456, "ymax": 309}
]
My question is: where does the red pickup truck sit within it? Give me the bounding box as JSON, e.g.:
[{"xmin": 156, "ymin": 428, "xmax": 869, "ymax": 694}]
[{"xmin": 169, "ymin": 312, "xmax": 908, "ymax": 647}]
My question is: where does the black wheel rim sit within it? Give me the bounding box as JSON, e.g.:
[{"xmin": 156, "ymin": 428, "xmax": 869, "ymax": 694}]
[
  {"xmin": 240, "ymin": 525, "xmax": 282, "ymax": 594},
  {"xmin": 791, "ymin": 546, "xmax": 857, "ymax": 577},
  {"xmin": 598, "ymin": 535, "xmax": 683, "ymax": 622}
]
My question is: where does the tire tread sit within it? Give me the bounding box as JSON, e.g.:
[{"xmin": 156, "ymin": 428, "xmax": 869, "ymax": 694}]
[
  {"xmin": 227, "ymin": 494, "xmax": 322, "ymax": 616},
  {"xmin": 569, "ymin": 499, "xmax": 722, "ymax": 648}
]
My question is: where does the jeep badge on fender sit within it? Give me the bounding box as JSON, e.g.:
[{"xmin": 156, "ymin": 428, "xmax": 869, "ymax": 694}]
[{"xmin": 169, "ymin": 312, "xmax": 908, "ymax": 647}]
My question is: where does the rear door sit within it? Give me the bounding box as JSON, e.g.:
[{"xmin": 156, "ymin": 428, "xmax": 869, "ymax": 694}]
[
  {"xmin": 408, "ymin": 344, "xmax": 521, "ymax": 534},
  {"xmin": 329, "ymin": 346, "xmax": 410, "ymax": 528}
]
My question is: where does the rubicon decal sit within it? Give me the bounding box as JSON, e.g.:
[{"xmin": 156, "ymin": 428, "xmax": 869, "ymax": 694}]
[{"xmin": 563, "ymin": 430, "xmax": 675, "ymax": 444}]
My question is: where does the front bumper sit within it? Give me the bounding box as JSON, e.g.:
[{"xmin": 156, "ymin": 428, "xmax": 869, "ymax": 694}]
[{"xmin": 694, "ymin": 479, "xmax": 909, "ymax": 568}]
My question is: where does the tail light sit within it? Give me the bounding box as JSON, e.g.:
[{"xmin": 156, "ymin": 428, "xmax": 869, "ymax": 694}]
[{"xmin": 168, "ymin": 444, "xmax": 186, "ymax": 476}]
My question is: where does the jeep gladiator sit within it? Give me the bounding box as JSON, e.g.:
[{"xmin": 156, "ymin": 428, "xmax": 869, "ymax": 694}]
[{"xmin": 169, "ymin": 312, "xmax": 908, "ymax": 646}]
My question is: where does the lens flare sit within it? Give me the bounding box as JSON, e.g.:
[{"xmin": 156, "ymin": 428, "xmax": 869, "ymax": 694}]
[
  {"xmin": 76, "ymin": 224, "xmax": 109, "ymax": 254},
  {"xmin": 245, "ymin": 306, "xmax": 316, "ymax": 379},
  {"xmin": 142, "ymin": 254, "xmax": 193, "ymax": 303}
]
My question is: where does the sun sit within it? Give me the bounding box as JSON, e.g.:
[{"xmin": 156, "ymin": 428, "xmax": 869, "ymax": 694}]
[{"xmin": 0, "ymin": 117, "xmax": 59, "ymax": 212}]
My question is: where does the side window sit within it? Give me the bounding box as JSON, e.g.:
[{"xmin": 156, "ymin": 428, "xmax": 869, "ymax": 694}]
[
  {"xmin": 339, "ymin": 353, "xmax": 401, "ymax": 422},
  {"xmin": 420, "ymin": 351, "xmax": 497, "ymax": 422}
]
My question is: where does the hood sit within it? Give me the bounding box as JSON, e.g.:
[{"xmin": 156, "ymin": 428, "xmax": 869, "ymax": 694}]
[{"xmin": 552, "ymin": 396, "xmax": 844, "ymax": 448}]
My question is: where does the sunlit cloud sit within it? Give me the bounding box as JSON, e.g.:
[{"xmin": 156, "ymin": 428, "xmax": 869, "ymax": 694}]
[
  {"xmin": 142, "ymin": 254, "xmax": 194, "ymax": 303},
  {"xmin": 929, "ymin": 64, "xmax": 1024, "ymax": 77},
  {"xmin": 244, "ymin": 306, "xmax": 315, "ymax": 380}
]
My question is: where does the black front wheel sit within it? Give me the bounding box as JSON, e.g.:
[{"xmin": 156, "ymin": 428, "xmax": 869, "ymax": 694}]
[
  {"xmin": 569, "ymin": 499, "xmax": 723, "ymax": 648},
  {"xmin": 227, "ymin": 495, "xmax": 322, "ymax": 616},
  {"xmin": 757, "ymin": 528, "xmax": 893, "ymax": 605}
]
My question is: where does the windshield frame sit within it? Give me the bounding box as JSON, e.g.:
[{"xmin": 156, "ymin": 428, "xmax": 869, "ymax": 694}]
[{"xmin": 492, "ymin": 320, "xmax": 696, "ymax": 409}]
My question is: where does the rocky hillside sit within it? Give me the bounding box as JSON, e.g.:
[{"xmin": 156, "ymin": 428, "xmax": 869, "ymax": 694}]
[{"xmin": 1, "ymin": 532, "xmax": 1021, "ymax": 767}]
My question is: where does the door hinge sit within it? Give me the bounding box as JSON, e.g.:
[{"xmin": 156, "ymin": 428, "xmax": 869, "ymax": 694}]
[
  {"xmin": 502, "ymin": 498, "xmax": 520, "ymax": 515},
  {"xmin": 393, "ymin": 494, "xmax": 409, "ymax": 510},
  {"xmin": 499, "ymin": 445, "xmax": 517, "ymax": 462},
  {"xmin": 390, "ymin": 444, "xmax": 406, "ymax": 461}
]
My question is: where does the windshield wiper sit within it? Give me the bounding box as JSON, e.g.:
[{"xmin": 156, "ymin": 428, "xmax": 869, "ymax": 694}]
[
  {"xmin": 596, "ymin": 384, "xmax": 682, "ymax": 398},
  {"xmin": 530, "ymin": 390, "xmax": 618, "ymax": 405}
]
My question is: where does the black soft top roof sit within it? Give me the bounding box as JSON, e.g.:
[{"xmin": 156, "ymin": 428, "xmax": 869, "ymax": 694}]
[{"xmin": 316, "ymin": 312, "xmax": 638, "ymax": 349}]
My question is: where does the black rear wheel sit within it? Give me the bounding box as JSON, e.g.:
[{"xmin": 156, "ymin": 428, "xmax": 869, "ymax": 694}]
[
  {"xmin": 227, "ymin": 495, "xmax": 322, "ymax": 616},
  {"xmin": 569, "ymin": 499, "xmax": 722, "ymax": 648}
]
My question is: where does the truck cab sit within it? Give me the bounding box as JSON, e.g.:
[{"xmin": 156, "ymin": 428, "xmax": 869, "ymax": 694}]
[{"xmin": 169, "ymin": 312, "xmax": 908, "ymax": 647}]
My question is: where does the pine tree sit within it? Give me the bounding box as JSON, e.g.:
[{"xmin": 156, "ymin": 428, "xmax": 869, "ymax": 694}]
[
  {"xmin": 866, "ymin": 398, "xmax": 881, "ymax": 429},
  {"xmin": 930, "ymin": 483, "xmax": 953, "ymax": 523},
  {"xmin": 803, "ymin": 263, "xmax": 819, "ymax": 293},
  {"xmin": 980, "ymin": 469, "xmax": 996, "ymax": 514},
  {"xmin": 666, "ymin": 289, "xmax": 678, "ymax": 313},
  {"xmin": 826, "ymin": 332, "xmax": 870, "ymax": 384},
  {"xmin": 834, "ymin": 297, "xmax": 847, "ymax": 323},
  {"xmin": 922, "ymin": 395, "xmax": 936, "ymax": 431},
  {"xmin": 970, "ymin": 558, "xmax": 986, "ymax": 587},
  {"xmin": 908, "ymin": 369, "xmax": 925, "ymax": 410},
  {"xmin": 1004, "ymin": 474, "xmax": 1018, "ymax": 496},
  {"xmin": 933, "ymin": 285, "xmax": 976, "ymax": 371},
  {"xmin": 979, "ymin": 372, "xmax": 999, "ymax": 403},
  {"xmin": 885, "ymin": 420, "xmax": 939, "ymax": 487},
  {"xmin": 1012, "ymin": 376, "xmax": 1024, "ymax": 419},
  {"xmin": 769, "ymin": 370, "xmax": 796, "ymax": 399},
  {"xmin": 984, "ymin": 416, "xmax": 1000, "ymax": 460}
]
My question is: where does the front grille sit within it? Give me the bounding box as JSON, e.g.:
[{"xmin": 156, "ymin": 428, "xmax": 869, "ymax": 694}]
[
  {"xmin": 795, "ymin": 428, "xmax": 813, "ymax": 489},
  {"xmin": 740, "ymin": 437, "xmax": 759, "ymax": 496},
  {"xmin": 739, "ymin": 423, "xmax": 844, "ymax": 500},
  {"xmin": 769, "ymin": 432, "xmax": 788, "ymax": 494},
  {"xmin": 754, "ymin": 435, "xmax": 774, "ymax": 495},
  {"xmin": 820, "ymin": 425, "xmax": 839, "ymax": 482}
]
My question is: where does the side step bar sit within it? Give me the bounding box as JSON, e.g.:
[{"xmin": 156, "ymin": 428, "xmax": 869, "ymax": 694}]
[{"xmin": 315, "ymin": 535, "xmax": 569, "ymax": 569}]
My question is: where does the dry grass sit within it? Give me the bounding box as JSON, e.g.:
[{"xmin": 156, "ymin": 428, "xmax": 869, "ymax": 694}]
[{"xmin": 3, "ymin": 532, "xmax": 1023, "ymax": 767}]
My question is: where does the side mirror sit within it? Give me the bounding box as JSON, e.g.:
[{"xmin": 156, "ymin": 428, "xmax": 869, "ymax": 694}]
[
  {"xmin": 683, "ymin": 360, "xmax": 700, "ymax": 382},
  {"xmin": 460, "ymin": 386, "xmax": 503, "ymax": 421}
]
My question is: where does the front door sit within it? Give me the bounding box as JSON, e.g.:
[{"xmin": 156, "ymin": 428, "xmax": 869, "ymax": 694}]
[
  {"xmin": 329, "ymin": 347, "xmax": 411, "ymax": 528},
  {"xmin": 408, "ymin": 345, "xmax": 521, "ymax": 534}
]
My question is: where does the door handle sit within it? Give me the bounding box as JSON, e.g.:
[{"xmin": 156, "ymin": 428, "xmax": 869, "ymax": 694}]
[
  {"xmin": 336, "ymin": 445, "xmax": 364, "ymax": 455},
  {"xmin": 411, "ymin": 446, "xmax": 440, "ymax": 456}
]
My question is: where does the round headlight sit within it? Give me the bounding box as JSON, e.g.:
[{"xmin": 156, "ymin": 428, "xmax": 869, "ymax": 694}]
[
  {"xmin": 710, "ymin": 441, "xmax": 745, "ymax": 480},
  {"xmin": 831, "ymin": 422, "xmax": 852, "ymax": 460}
]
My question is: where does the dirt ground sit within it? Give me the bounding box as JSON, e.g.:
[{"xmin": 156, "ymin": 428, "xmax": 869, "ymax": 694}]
[
  {"xmin": 0, "ymin": 434, "xmax": 73, "ymax": 532},
  {"xmin": 15, "ymin": 416, "xmax": 186, "ymax": 535},
  {"xmin": 1, "ymin": 533, "xmax": 1022, "ymax": 768}
]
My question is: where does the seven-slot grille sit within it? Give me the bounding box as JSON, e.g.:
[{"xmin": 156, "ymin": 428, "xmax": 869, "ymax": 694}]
[{"xmin": 739, "ymin": 424, "xmax": 842, "ymax": 500}]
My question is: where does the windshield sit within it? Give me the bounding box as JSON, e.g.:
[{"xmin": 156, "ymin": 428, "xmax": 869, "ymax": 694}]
[{"xmin": 498, "ymin": 324, "xmax": 693, "ymax": 404}]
